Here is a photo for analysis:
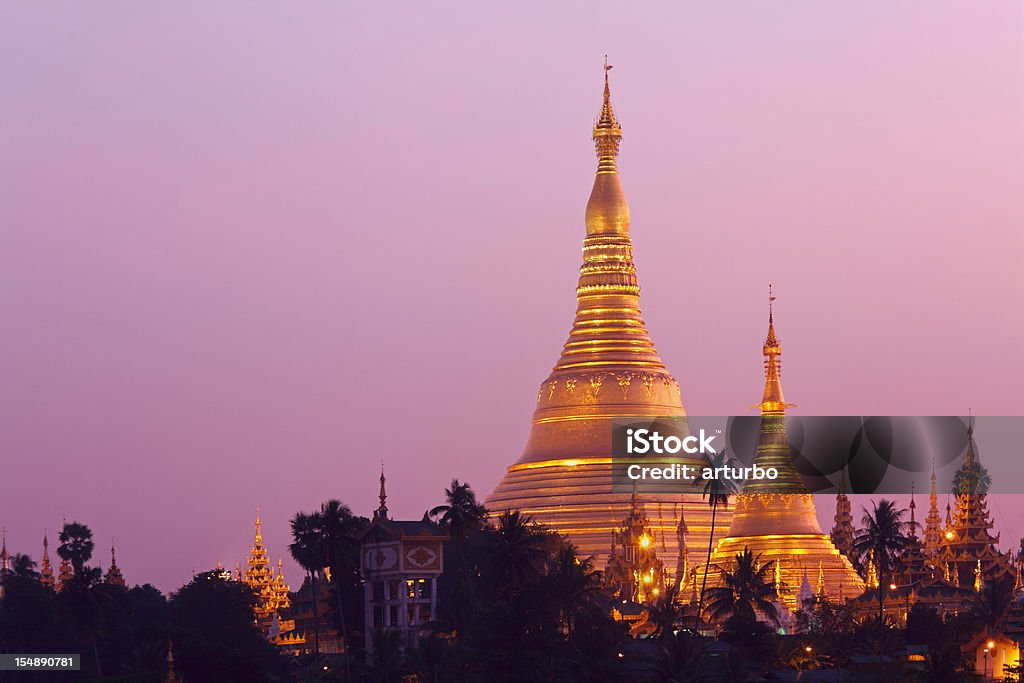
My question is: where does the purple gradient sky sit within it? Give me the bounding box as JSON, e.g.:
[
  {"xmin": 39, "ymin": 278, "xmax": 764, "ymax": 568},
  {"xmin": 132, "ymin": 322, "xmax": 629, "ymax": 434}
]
[{"xmin": 2, "ymin": 4, "xmax": 1022, "ymax": 591}]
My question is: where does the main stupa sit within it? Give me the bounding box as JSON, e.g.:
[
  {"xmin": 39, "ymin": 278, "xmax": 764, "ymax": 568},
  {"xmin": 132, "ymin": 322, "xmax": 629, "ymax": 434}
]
[{"xmin": 486, "ymin": 64, "xmax": 728, "ymax": 573}]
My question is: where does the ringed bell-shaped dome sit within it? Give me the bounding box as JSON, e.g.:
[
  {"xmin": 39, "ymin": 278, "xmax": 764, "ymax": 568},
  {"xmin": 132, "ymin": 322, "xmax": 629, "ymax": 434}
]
[{"xmin": 487, "ymin": 64, "xmax": 725, "ymax": 572}]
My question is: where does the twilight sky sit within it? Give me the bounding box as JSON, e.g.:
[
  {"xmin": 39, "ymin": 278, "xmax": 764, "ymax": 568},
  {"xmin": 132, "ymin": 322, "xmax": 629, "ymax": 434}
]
[{"xmin": 1, "ymin": 3, "xmax": 1022, "ymax": 591}]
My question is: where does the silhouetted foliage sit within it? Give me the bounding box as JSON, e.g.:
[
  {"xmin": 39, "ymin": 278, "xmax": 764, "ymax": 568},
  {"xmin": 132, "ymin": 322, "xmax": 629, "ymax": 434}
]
[{"xmin": 168, "ymin": 570, "xmax": 283, "ymax": 683}]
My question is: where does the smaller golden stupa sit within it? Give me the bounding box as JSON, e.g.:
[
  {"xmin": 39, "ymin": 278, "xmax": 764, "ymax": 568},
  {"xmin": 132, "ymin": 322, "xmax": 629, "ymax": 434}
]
[{"xmin": 704, "ymin": 291, "xmax": 864, "ymax": 611}]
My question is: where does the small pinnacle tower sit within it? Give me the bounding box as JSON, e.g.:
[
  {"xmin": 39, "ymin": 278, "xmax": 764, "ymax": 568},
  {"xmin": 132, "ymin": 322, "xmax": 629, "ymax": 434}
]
[
  {"xmin": 924, "ymin": 465, "xmax": 943, "ymax": 554},
  {"xmin": 105, "ymin": 542, "xmax": 126, "ymax": 588},
  {"xmin": 40, "ymin": 533, "xmax": 55, "ymax": 589},
  {"xmin": 375, "ymin": 464, "xmax": 389, "ymax": 520},
  {"xmin": 0, "ymin": 529, "xmax": 7, "ymax": 599},
  {"xmin": 486, "ymin": 61, "xmax": 723, "ymax": 569},
  {"xmin": 164, "ymin": 640, "xmax": 179, "ymax": 683},
  {"xmin": 704, "ymin": 292, "xmax": 864, "ymax": 611},
  {"xmin": 830, "ymin": 468, "xmax": 855, "ymax": 559},
  {"xmin": 909, "ymin": 482, "xmax": 918, "ymax": 539},
  {"xmin": 0, "ymin": 528, "xmax": 9, "ymax": 575}
]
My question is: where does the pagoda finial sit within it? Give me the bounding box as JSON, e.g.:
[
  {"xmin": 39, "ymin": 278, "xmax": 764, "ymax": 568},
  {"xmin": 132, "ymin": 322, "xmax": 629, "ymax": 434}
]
[
  {"xmin": 909, "ymin": 482, "xmax": 918, "ymax": 538},
  {"xmin": 254, "ymin": 508, "xmax": 262, "ymax": 546},
  {"xmin": 376, "ymin": 462, "xmax": 389, "ymax": 520},
  {"xmin": 164, "ymin": 638, "xmax": 179, "ymax": 682},
  {"xmin": 757, "ymin": 285, "xmax": 791, "ymax": 416},
  {"xmin": 584, "ymin": 57, "xmax": 630, "ymax": 237},
  {"xmin": 594, "ymin": 55, "xmax": 621, "ymax": 165}
]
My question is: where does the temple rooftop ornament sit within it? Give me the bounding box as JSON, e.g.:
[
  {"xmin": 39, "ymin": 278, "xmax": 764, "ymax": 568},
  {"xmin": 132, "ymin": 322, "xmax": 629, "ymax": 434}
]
[{"xmin": 486, "ymin": 61, "xmax": 723, "ymax": 572}]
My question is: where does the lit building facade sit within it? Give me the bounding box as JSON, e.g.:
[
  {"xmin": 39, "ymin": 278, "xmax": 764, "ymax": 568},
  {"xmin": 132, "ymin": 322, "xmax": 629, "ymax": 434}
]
[{"xmin": 360, "ymin": 483, "xmax": 448, "ymax": 653}]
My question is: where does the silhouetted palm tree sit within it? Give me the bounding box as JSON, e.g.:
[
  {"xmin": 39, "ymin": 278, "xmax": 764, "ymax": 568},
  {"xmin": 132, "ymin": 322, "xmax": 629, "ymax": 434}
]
[
  {"xmin": 968, "ymin": 574, "xmax": 1015, "ymax": 631},
  {"xmin": 853, "ymin": 499, "xmax": 909, "ymax": 651},
  {"xmin": 320, "ymin": 499, "xmax": 363, "ymax": 682},
  {"xmin": 703, "ymin": 547, "xmax": 780, "ymax": 628},
  {"xmin": 429, "ymin": 479, "xmax": 487, "ymax": 540},
  {"xmin": 486, "ymin": 510, "xmax": 547, "ymax": 589},
  {"xmin": 696, "ymin": 448, "xmax": 740, "ymax": 621},
  {"xmin": 58, "ymin": 522, "xmax": 95, "ymax": 577},
  {"xmin": 289, "ymin": 510, "xmax": 325, "ymax": 659},
  {"xmin": 10, "ymin": 553, "xmax": 38, "ymax": 579},
  {"xmin": 545, "ymin": 544, "xmax": 602, "ymax": 635}
]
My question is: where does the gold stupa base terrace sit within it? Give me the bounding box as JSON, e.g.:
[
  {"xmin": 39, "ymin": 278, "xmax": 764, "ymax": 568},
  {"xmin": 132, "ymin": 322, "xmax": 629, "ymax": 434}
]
[
  {"xmin": 486, "ymin": 458, "xmax": 731, "ymax": 571},
  {"xmin": 704, "ymin": 533, "xmax": 865, "ymax": 612}
]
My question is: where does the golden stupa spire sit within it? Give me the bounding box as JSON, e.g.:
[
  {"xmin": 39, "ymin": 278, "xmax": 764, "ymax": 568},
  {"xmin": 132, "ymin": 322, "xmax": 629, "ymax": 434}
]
[
  {"xmin": 745, "ymin": 288, "xmax": 805, "ymax": 494},
  {"xmin": 105, "ymin": 540, "xmax": 126, "ymax": 588},
  {"xmin": 548, "ymin": 60, "xmax": 672, "ymax": 377},
  {"xmin": 909, "ymin": 482, "xmax": 918, "ymax": 538},
  {"xmin": 757, "ymin": 285, "xmax": 791, "ymax": 416}
]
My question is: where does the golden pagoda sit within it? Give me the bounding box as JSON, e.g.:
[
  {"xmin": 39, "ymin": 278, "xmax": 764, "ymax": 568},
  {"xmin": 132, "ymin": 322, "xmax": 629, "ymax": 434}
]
[
  {"xmin": 104, "ymin": 542, "xmax": 126, "ymax": 588},
  {"xmin": 242, "ymin": 511, "xmax": 295, "ymax": 643},
  {"xmin": 486, "ymin": 61, "xmax": 725, "ymax": 569},
  {"xmin": 703, "ymin": 295, "xmax": 864, "ymax": 612},
  {"xmin": 40, "ymin": 533, "xmax": 55, "ymax": 589},
  {"xmin": 604, "ymin": 487, "xmax": 668, "ymax": 602},
  {"xmin": 57, "ymin": 554, "xmax": 73, "ymax": 592},
  {"xmin": 829, "ymin": 468, "xmax": 854, "ymax": 560},
  {"xmin": 933, "ymin": 423, "xmax": 1016, "ymax": 587}
]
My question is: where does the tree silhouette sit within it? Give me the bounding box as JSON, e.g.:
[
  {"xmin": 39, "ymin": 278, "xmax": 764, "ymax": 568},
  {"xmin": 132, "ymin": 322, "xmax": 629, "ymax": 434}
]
[
  {"xmin": 703, "ymin": 546, "xmax": 780, "ymax": 628},
  {"xmin": 853, "ymin": 499, "xmax": 909, "ymax": 652},
  {"xmin": 696, "ymin": 448, "xmax": 740, "ymax": 621},
  {"xmin": 289, "ymin": 509, "xmax": 325, "ymax": 659},
  {"xmin": 58, "ymin": 521, "xmax": 95, "ymax": 577}
]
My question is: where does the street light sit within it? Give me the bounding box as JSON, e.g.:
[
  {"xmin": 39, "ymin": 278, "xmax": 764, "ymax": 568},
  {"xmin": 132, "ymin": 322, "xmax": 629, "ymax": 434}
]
[{"xmin": 983, "ymin": 646, "xmax": 990, "ymax": 679}]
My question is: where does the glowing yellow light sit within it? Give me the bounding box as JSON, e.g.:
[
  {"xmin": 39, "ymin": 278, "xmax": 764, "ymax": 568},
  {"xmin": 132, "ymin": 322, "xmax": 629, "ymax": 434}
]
[
  {"xmin": 643, "ymin": 575, "xmax": 652, "ymax": 583},
  {"xmin": 946, "ymin": 531, "xmax": 954, "ymax": 540},
  {"xmin": 988, "ymin": 640, "xmax": 996, "ymax": 649},
  {"xmin": 653, "ymin": 588, "xmax": 660, "ymax": 595},
  {"xmin": 890, "ymin": 583, "xmax": 897, "ymax": 590},
  {"xmin": 640, "ymin": 535, "xmax": 651, "ymax": 548},
  {"xmin": 805, "ymin": 646, "xmax": 812, "ymax": 653}
]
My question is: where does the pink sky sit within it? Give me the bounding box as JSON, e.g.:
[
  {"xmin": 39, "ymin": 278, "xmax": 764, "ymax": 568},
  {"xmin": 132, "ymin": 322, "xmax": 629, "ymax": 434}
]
[{"xmin": 1, "ymin": 3, "xmax": 1022, "ymax": 591}]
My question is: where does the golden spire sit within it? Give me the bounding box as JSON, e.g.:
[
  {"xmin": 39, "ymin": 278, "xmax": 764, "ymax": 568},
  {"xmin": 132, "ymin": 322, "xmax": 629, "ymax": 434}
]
[
  {"xmin": 866, "ymin": 550, "xmax": 879, "ymax": 589},
  {"xmin": 744, "ymin": 289, "xmax": 806, "ymax": 494},
  {"xmin": 549, "ymin": 60, "xmax": 672, "ymax": 376},
  {"xmin": 757, "ymin": 285, "xmax": 791, "ymax": 416},
  {"xmin": 105, "ymin": 540, "xmax": 126, "ymax": 588},
  {"xmin": 164, "ymin": 639, "xmax": 179, "ymax": 683},
  {"xmin": 40, "ymin": 532, "xmax": 54, "ymax": 589},
  {"xmin": 909, "ymin": 482, "xmax": 917, "ymax": 538}
]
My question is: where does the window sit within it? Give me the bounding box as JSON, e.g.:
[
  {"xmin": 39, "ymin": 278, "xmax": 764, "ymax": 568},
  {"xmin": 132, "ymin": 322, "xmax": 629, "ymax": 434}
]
[{"xmin": 372, "ymin": 581, "xmax": 384, "ymax": 602}]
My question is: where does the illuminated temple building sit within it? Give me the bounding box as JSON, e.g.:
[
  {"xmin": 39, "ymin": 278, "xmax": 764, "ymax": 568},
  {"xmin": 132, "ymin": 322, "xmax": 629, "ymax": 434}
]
[
  {"xmin": 850, "ymin": 422, "xmax": 1020, "ymax": 622},
  {"xmin": 241, "ymin": 513, "xmax": 301, "ymax": 648},
  {"xmin": 485, "ymin": 65, "xmax": 726, "ymax": 574},
  {"xmin": 703, "ymin": 301, "xmax": 864, "ymax": 611}
]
